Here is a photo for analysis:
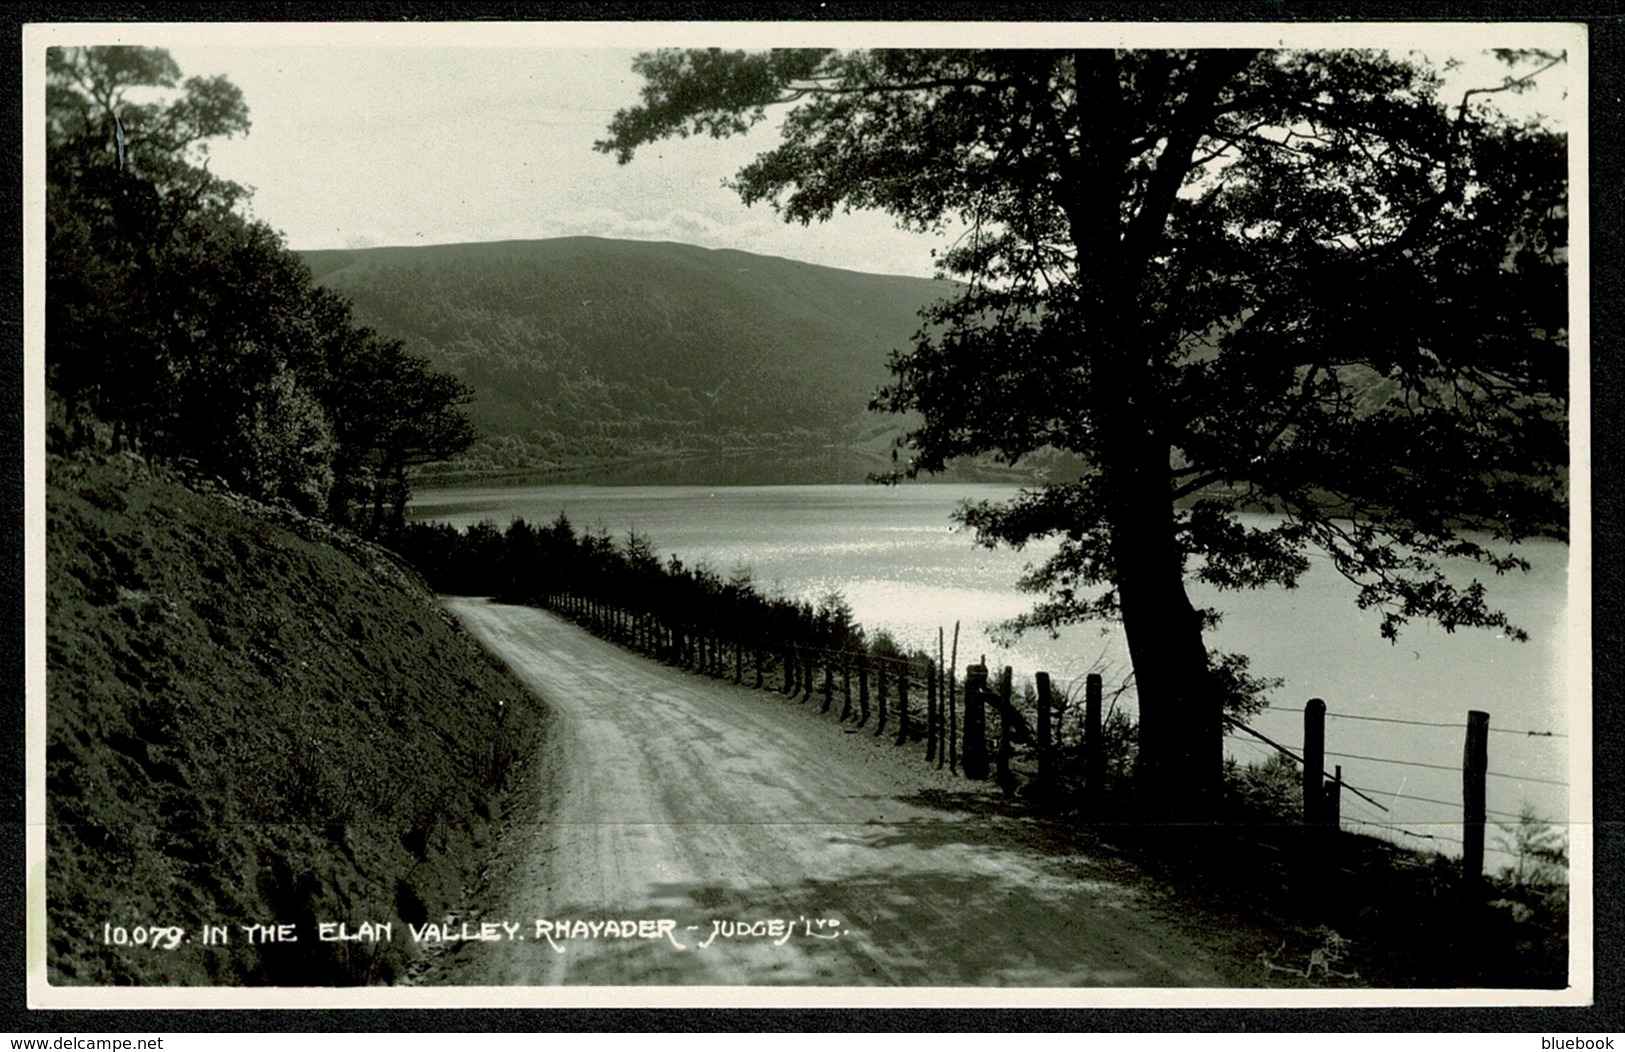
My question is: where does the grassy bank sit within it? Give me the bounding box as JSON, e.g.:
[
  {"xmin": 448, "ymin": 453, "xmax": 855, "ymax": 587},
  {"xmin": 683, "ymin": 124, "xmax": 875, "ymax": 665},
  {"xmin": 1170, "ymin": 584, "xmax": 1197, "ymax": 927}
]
[{"xmin": 45, "ymin": 452, "xmax": 547, "ymax": 985}]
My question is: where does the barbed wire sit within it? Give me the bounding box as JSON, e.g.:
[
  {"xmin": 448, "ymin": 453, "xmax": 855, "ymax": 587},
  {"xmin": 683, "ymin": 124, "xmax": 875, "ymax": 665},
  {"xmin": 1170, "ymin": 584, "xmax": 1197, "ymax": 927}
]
[
  {"xmin": 1230, "ymin": 733, "xmax": 1568, "ymax": 788},
  {"xmin": 1264, "ymin": 705, "xmax": 1565, "ymax": 739},
  {"xmin": 1229, "ymin": 743, "xmax": 1527, "ymax": 859}
]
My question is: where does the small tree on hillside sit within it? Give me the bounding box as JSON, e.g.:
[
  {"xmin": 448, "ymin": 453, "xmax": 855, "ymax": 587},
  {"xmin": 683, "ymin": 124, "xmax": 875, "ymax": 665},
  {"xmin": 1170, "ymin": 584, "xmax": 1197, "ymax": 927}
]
[
  {"xmin": 325, "ymin": 334, "xmax": 478, "ymax": 539},
  {"xmin": 597, "ymin": 47, "xmax": 1569, "ymax": 822}
]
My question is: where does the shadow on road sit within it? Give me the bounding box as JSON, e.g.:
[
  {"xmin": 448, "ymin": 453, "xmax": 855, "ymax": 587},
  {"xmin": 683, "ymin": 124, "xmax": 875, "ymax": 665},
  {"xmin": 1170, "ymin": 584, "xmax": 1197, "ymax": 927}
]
[{"xmin": 441, "ymin": 863, "xmax": 1244, "ymax": 987}]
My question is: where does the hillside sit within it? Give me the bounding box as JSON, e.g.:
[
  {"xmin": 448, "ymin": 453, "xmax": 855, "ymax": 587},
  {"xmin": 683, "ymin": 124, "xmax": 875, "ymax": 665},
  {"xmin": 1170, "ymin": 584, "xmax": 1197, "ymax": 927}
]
[
  {"xmin": 303, "ymin": 237, "xmax": 960, "ymax": 483},
  {"xmin": 45, "ymin": 453, "xmax": 548, "ymax": 985}
]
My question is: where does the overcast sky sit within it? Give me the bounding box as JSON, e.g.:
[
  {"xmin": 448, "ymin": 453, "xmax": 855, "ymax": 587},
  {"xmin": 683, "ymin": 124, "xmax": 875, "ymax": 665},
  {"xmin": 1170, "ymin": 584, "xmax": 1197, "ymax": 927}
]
[{"xmin": 30, "ymin": 21, "xmax": 1580, "ymax": 278}]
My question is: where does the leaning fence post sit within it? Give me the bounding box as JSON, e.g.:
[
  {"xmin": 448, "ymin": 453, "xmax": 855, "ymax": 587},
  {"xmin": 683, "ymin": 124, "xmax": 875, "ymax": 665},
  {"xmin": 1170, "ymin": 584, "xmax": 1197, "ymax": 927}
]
[
  {"xmin": 1304, "ymin": 698, "xmax": 1327, "ymax": 826},
  {"xmin": 962, "ymin": 664, "xmax": 989, "ymax": 780},
  {"xmin": 1036, "ymin": 672, "xmax": 1053, "ymax": 801},
  {"xmin": 1084, "ymin": 673, "xmax": 1104, "ymax": 808},
  {"xmin": 1463, "ymin": 710, "xmax": 1490, "ymax": 893}
]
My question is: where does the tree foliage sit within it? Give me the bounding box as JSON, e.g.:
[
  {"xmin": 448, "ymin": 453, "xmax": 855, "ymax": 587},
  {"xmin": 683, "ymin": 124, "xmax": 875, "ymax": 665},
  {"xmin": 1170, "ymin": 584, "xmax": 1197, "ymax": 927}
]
[
  {"xmin": 599, "ymin": 47, "xmax": 1568, "ymax": 817},
  {"xmin": 46, "ymin": 46, "xmax": 476, "ymax": 535},
  {"xmin": 398, "ymin": 514, "xmax": 877, "ymax": 663}
]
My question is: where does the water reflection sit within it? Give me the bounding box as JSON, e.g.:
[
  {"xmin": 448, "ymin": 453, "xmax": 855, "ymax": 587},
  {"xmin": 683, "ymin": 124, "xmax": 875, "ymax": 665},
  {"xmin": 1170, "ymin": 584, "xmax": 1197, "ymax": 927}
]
[{"xmin": 411, "ymin": 482, "xmax": 1578, "ymax": 847}]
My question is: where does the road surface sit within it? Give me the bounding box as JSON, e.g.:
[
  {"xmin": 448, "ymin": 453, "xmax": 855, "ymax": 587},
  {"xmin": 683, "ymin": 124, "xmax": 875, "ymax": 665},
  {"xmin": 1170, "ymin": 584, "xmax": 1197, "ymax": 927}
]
[{"xmin": 423, "ymin": 598, "xmax": 1256, "ymax": 987}]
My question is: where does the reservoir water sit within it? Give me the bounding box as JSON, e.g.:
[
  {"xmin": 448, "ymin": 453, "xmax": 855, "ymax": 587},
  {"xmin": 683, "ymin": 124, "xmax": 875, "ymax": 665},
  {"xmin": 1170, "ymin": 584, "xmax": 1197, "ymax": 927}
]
[{"xmin": 411, "ymin": 482, "xmax": 1582, "ymax": 865}]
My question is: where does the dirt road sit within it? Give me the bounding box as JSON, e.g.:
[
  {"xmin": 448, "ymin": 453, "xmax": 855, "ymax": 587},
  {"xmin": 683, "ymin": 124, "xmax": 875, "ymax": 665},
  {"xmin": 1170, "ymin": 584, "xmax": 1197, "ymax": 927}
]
[{"xmin": 425, "ymin": 598, "xmax": 1254, "ymax": 987}]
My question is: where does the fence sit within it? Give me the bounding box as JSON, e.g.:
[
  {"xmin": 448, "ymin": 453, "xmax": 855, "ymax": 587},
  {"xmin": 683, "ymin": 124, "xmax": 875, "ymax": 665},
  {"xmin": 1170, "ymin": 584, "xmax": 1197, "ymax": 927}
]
[
  {"xmin": 545, "ymin": 589, "xmax": 1568, "ymax": 897},
  {"xmin": 1223, "ymin": 699, "xmax": 1569, "ymax": 897},
  {"xmin": 543, "ymin": 590, "xmax": 1121, "ymax": 792}
]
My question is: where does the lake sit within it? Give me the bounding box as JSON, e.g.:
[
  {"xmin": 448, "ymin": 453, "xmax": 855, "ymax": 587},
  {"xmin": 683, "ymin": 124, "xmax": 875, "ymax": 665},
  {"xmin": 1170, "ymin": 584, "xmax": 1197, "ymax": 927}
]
[{"xmin": 410, "ymin": 482, "xmax": 1580, "ymax": 864}]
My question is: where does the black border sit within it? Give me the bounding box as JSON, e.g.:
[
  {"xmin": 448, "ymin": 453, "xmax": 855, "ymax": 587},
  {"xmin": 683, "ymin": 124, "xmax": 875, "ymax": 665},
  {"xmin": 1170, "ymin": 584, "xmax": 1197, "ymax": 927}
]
[{"xmin": 8, "ymin": 1, "xmax": 1621, "ymax": 1034}]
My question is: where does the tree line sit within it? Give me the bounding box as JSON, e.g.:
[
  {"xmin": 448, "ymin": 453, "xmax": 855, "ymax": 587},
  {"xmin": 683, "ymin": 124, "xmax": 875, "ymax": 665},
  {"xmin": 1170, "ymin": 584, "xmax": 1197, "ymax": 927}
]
[
  {"xmin": 400, "ymin": 513, "xmax": 1157, "ymax": 808},
  {"xmin": 400, "ymin": 514, "xmax": 885, "ymax": 664},
  {"xmin": 46, "ymin": 46, "xmax": 475, "ymax": 539}
]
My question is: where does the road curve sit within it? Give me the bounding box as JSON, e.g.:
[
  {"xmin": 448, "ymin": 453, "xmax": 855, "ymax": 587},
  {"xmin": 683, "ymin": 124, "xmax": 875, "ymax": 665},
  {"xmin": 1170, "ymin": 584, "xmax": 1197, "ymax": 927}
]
[{"xmin": 425, "ymin": 598, "xmax": 1249, "ymax": 988}]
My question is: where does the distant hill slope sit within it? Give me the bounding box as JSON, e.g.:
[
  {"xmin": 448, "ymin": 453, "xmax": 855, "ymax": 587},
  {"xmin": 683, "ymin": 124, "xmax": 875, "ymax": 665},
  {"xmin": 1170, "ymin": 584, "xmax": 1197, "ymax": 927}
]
[{"xmin": 303, "ymin": 237, "xmax": 958, "ymax": 483}]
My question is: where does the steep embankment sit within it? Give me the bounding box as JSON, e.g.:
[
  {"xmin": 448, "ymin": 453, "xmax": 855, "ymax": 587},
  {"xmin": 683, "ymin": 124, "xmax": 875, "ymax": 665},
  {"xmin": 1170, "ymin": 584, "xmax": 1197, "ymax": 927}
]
[
  {"xmin": 45, "ymin": 454, "xmax": 547, "ymax": 985},
  {"xmin": 303, "ymin": 237, "xmax": 957, "ymax": 481}
]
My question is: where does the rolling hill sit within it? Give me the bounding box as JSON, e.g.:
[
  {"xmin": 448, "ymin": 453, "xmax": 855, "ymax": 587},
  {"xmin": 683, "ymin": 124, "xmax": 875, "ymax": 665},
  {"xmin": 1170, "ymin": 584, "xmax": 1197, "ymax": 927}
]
[{"xmin": 303, "ymin": 237, "xmax": 964, "ymax": 484}]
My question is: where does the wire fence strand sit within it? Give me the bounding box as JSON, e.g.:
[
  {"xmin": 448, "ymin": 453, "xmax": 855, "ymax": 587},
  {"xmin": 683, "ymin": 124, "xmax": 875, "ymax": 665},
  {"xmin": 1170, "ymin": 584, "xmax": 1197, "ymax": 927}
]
[{"xmin": 1263, "ymin": 705, "xmax": 1565, "ymax": 739}]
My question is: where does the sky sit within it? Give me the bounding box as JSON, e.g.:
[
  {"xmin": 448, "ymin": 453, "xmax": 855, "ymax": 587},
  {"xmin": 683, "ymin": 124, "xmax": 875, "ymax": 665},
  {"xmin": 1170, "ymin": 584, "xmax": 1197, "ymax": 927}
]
[{"xmin": 29, "ymin": 21, "xmax": 1581, "ymax": 279}]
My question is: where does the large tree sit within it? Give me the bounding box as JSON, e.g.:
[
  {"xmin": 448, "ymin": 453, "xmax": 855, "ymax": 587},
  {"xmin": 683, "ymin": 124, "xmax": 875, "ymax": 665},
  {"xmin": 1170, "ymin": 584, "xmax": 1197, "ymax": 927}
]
[
  {"xmin": 46, "ymin": 46, "xmax": 252, "ymax": 442},
  {"xmin": 597, "ymin": 48, "xmax": 1569, "ymax": 820}
]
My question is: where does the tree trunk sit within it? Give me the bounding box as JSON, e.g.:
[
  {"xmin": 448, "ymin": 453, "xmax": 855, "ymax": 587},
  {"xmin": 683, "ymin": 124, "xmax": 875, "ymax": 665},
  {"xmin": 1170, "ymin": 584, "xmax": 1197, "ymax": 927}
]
[
  {"xmin": 1059, "ymin": 51, "xmax": 1253, "ymax": 827},
  {"xmin": 1109, "ymin": 466, "xmax": 1220, "ymax": 822}
]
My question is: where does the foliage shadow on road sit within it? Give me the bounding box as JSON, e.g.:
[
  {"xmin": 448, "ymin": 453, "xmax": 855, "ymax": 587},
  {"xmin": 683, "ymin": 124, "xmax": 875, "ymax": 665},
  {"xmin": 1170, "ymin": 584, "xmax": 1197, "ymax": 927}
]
[{"xmin": 451, "ymin": 867, "xmax": 1289, "ymax": 988}]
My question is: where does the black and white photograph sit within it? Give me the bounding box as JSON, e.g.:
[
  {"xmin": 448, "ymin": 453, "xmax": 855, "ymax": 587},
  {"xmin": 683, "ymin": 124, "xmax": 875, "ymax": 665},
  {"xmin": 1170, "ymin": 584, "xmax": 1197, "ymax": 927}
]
[{"xmin": 25, "ymin": 18, "xmax": 1590, "ymax": 1009}]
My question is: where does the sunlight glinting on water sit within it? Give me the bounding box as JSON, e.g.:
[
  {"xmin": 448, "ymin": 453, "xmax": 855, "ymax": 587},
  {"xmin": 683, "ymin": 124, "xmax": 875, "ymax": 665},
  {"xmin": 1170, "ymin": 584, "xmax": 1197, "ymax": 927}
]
[{"xmin": 411, "ymin": 483, "xmax": 1576, "ymax": 850}]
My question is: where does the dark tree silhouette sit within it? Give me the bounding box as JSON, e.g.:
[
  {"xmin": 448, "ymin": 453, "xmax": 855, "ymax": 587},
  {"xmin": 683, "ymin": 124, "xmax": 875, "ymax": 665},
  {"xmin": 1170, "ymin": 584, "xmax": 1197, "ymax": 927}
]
[
  {"xmin": 597, "ymin": 48, "xmax": 1569, "ymax": 821},
  {"xmin": 47, "ymin": 46, "xmax": 477, "ymax": 527}
]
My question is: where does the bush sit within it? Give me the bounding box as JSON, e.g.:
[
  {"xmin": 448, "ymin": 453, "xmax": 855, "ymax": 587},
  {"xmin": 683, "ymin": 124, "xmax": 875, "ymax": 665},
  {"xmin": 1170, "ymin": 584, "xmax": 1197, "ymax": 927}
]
[{"xmin": 1224, "ymin": 751, "xmax": 1303, "ymax": 826}]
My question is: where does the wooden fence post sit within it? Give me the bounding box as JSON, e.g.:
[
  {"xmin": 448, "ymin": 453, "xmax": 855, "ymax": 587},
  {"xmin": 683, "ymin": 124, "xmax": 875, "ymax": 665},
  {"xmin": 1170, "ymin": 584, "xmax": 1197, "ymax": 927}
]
[
  {"xmin": 963, "ymin": 664, "xmax": 989, "ymax": 780},
  {"xmin": 1463, "ymin": 710, "xmax": 1490, "ymax": 893},
  {"xmin": 1036, "ymin": 671, "xmax": 1052, "ymax": 802},
  {"xmin": 925, "ymin": 660, "xmax": 938, "ymax": 763},
  {"xmin": 995, "ymin": 666, "xmax": 1014, "ymax": 792},
  {"xmin": 1304, "ymin": 698, "xmax": 1326, "ymax": 826},
  {"xmin": 947, "ymin": 625, "xmax": 960, "ymax": 773},
  {"xmin": 874, "ymin": 659, "xmax": 889, "ymax": 736},
  {"xmin": 858, "ymin": 655, "xmax": 870, "ymax": 727},
  {"xmin": 1084, "ymin": 673, "xmax": 1104, "ymax": 808},
  {"xmin": 895, "ymin": 665, "xmax": 910, "ymax": 746}
]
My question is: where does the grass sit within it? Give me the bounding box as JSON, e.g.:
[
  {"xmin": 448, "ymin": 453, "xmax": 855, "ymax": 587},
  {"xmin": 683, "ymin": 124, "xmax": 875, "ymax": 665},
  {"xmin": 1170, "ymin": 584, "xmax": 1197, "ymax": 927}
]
[
  {"xmin": 46, "ymin": 451, "xmax": 548, "ymax": 985},
  {"xmin": 1034, "ymin": 753, "xmax": 1572, "ymax": 988}
]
